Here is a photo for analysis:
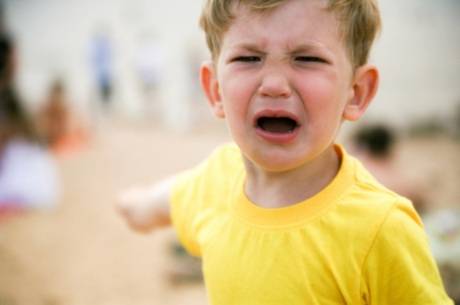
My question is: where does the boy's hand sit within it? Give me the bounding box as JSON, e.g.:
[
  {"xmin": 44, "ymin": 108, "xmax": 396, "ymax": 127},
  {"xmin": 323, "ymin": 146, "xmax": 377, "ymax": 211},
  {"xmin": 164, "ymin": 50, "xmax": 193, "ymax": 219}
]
[{"xmin": 116, "ymin": 183, "xmax": 172, "ymax": 233}]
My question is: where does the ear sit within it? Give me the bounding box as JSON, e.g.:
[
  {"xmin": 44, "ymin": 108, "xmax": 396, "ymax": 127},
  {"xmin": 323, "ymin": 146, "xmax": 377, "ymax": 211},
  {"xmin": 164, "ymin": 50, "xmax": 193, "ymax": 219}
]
[
  {"xmin": 200, "ymin": 60, "xmax": 225, "ymax": 118},
  {"xmin": 343, "ymin": 65, "xmax": 379, "ymax": 121}
]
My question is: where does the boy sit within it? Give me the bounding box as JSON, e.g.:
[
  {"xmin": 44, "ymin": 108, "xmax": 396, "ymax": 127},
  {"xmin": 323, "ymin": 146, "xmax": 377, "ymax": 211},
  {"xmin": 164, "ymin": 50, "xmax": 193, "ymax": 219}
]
[{"xmin": 118, "ymin": 0, "xmax": 454, "ymax": 304}]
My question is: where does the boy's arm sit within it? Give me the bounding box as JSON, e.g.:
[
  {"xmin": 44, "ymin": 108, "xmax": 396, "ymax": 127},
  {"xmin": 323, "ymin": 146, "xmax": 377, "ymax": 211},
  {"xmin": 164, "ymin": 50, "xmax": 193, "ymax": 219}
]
[{"xmin": 116, "ymin": 176, "xmax": 175, "ymax": 233}]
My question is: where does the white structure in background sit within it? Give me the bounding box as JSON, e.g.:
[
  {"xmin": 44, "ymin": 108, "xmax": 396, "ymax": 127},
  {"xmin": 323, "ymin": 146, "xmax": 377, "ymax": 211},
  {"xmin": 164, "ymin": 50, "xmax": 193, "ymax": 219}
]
[
  {"xmin": 2, "ymin": 0, "xmax": 460, "ymax": 129},
  {"xmin": 370, "ymin": 0, "xmax": 460, "ymax": 124}
]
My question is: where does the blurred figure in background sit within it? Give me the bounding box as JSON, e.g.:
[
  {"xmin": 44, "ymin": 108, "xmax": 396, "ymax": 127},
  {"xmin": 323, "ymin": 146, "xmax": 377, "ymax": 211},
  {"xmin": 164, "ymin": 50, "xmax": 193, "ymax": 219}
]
[
  {"xmin": 0, "ymin": 30, "xmax": 58, "ymax": 219},
  {"xmin": 36, "ymin": 79, "xmax": 88, "ymax": 156},
  {"xmin": 349, "ymin": 123, "xmax": 427, "ymax": 214},
  {"xmin": 134, "ymin": 33, "xmax": 164, "ymax": 119},
  {"xmin": 90, "ymin": 29, "xmax": 114, "ymax": 110}
]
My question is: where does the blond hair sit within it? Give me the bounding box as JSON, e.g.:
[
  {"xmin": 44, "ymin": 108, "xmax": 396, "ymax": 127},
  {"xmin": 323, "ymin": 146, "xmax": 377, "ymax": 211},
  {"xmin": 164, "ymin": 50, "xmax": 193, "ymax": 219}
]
[{"xmin": 199, "ymin": 0, "xmax": 381, "ymax": 69}]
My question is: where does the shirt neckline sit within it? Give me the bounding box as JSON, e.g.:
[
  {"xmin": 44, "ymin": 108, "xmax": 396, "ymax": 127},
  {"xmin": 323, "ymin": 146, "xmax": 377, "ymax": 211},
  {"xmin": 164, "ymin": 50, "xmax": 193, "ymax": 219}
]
[{"xmin": 232, "ymin": 144, "xmax": 355, "ymax": 228}]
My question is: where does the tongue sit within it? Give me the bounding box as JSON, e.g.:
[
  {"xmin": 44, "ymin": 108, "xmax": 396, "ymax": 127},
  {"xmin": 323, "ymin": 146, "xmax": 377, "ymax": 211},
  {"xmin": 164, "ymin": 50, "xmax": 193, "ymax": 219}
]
[{"xmin": 259, "ymin": 117, "xmax": 296, "ymax": 133}]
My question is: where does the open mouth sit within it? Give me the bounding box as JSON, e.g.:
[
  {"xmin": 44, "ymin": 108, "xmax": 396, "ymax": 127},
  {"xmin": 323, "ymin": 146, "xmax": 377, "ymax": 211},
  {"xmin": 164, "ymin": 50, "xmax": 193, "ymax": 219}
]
[{"xmin": 256, "ymin": 117, "xmax": 299, "ymax": 133}]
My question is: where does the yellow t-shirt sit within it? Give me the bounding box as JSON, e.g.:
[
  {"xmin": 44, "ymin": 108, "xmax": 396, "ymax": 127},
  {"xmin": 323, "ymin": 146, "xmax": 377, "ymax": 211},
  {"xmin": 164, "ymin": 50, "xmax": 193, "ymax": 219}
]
[{"xmin": 171, "ymin": 143, "xmax": 453, "ymax": 305}]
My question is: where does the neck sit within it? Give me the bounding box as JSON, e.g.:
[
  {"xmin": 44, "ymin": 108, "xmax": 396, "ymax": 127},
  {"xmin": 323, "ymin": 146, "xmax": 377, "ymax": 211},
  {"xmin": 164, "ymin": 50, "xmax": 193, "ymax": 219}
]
[{"xmin": 243, "ymin": 145, "xmax": 340, "ymax": 208}]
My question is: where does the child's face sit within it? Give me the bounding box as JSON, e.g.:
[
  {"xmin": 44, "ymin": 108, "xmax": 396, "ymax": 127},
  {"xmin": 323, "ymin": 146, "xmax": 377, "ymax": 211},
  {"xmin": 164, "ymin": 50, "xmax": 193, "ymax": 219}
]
[{"xmin": 201, "ymin": 0, "xmax": 378, "ymax": 172}]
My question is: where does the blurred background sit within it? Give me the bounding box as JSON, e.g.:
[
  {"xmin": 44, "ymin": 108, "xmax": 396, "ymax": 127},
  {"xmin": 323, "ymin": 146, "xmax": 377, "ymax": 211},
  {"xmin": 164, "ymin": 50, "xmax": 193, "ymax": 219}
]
[{"xmin": 0, "ymin": 0, "xmax": 459, "ymax": 304}]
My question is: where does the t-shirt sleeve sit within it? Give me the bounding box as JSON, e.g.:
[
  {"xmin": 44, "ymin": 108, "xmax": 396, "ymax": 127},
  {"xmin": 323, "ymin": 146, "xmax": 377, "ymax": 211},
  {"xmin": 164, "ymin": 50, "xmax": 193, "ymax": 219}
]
[
  {"xmin": 170, "ymin": 166, "xmax": 203, "ymax": 257},
  {"xmin": 169, "ymin": 143, "xmax": 242, "ymax": 257},
  {"xmin": 361, "ymin": 199, "xmax": 454, "ymax": 305}
]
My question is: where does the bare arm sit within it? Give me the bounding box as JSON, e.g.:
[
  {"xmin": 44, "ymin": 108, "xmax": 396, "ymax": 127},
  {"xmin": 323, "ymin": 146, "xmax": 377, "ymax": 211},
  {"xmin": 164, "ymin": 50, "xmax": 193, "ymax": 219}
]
[{"xmin": 116, "ymin": 176, "xmax": 175, "ymax": 233}]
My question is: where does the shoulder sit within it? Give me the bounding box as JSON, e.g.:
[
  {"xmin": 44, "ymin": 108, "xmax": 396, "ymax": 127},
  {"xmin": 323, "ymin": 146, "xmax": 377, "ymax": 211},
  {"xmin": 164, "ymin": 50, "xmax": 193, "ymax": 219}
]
[
  {"xmin": 172, "ymin": 142, "xmax": 243, "ymax": 200},
  {"xmin": 338, "ymin": 149, "xmax": 414, "ymax": 219},
  {"xmin": 334, "ymin": 149, "xmax": 423, "ymax": 242},
  {"xmin": 349, "ymin": 164, "xmax": 426, "ymax": 258},
  {"xmin": 205, "ymin": 142, "xmax": 243, "ymax": 171},
  {"xmin": 177, "ymin": 142, "xmax": 242, "ymax": 181},
  {"xmin": 339, "ymin": 152, "xmax": 427, "ymax": 258},
  {"xmin": 372, "ymin": 199, "xmax": 425, "ymax": 249}
]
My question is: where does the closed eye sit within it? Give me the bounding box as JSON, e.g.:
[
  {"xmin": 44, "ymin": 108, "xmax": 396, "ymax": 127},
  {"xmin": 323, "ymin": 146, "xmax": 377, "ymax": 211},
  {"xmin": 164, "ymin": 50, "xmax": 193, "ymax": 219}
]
[
  {"xmin": 295, "ymin": 56, "xmax": 326, "ymax": 63},
  {"xmin": 232, "ymin": 56, "xmax": 261, "ymax": 63}
]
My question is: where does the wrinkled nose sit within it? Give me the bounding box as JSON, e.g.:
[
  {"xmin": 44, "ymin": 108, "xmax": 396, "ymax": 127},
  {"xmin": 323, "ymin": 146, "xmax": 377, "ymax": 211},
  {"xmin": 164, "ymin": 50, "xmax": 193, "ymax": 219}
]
[{"xmin": 257, "ymin": 70, "xmax": 292, "ymax": 98}]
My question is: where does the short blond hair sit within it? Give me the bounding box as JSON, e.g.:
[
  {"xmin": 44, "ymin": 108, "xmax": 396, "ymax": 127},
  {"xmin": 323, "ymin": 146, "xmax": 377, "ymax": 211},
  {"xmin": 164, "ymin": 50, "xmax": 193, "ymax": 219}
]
[{"xmin": 199, "ymin": 0, "xmax": 381, "ymax": 69}]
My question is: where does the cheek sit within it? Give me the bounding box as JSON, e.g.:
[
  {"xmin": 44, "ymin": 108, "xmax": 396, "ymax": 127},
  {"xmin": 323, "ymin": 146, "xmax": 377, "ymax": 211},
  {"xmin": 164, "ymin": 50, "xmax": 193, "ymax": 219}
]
[
  {"xmin": 297, "ymin": 76, "xmax": 348, "ymax": 132},
  {"xmin": 299, "ymin": 73, "xmax": 348, "ymax": 111},
  {"xmin": 298, "ymin": 77, "xmax": 333, "ymax": 109},
  {"xmin": 220, "ymin": 72, "xmax": 254, "ymax": 121}
]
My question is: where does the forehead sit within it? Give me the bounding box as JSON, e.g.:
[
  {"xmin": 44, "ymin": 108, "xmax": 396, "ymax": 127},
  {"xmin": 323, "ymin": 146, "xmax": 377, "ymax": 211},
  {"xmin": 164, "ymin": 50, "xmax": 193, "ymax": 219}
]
[{"xmin": 222, "ymin": 0, "xmax": 343, "ymax": 53}]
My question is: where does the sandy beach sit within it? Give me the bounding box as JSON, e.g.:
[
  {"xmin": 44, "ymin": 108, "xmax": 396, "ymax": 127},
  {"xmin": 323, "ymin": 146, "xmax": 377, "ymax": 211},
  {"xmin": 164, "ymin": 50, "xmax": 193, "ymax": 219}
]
[{"xmin": 0, "ymin": 119, "xmax": 459, "ymax": 305}]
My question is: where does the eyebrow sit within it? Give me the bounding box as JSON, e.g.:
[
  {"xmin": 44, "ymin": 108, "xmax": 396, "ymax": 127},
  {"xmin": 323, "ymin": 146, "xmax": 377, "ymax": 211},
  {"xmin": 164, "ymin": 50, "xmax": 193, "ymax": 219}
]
[
  {"xmin": 287, "ymin": 42, "xmax": 333, "ymax": 55},
  {"xmin": 227, "ymin": 41, "xmax": 333, "ymax": 55},
  {"xmin": 227, "ymin": 42, "xmax": 266, "ymax": 54}
]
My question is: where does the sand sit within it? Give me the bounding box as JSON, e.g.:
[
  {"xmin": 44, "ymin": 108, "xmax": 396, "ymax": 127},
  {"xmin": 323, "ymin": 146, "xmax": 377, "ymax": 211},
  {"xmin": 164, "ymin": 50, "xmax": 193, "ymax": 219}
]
[{"xmin": 0, "ymin": 119, "xmax": 458, "ymax": 305}]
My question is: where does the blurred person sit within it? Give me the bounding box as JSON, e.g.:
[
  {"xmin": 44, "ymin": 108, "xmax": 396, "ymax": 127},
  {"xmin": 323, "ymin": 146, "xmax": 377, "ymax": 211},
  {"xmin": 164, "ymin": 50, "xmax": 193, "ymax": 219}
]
[
  {"xmin": 0, "ymin": 34, "xmax": 14, "ymax": 89},
  {"xmin": 134, "ymin": 33, "xmax": 164, "ymax": 118},
  {"xmin": 90, "ymin": 30, "xmax": 114, "ymax": 109},
  {"xmin": 0, "ymin": 32, "xmax": 59, "ymax": 219},
  {"xmin": 117, "ymin": 0, "xmax": 453, "ymax": 304},
  {"xmin": 37, "ymin": 79, "xmax": 89, "ymax": 156},
  {"xmin": 0, "ymin": 88, "xmax": 58, "ymax": 215},
  {"xmin": 349, "ymin": 123, "xmax": 427, "ymax": 214}
]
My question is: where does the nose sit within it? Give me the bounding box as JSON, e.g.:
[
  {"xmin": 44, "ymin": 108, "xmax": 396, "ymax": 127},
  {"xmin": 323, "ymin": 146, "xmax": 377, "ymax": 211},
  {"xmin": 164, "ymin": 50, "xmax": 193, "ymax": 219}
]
[{"xmin": 257, "ymin": 68, "xmax": 292, "ymax": 98}]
